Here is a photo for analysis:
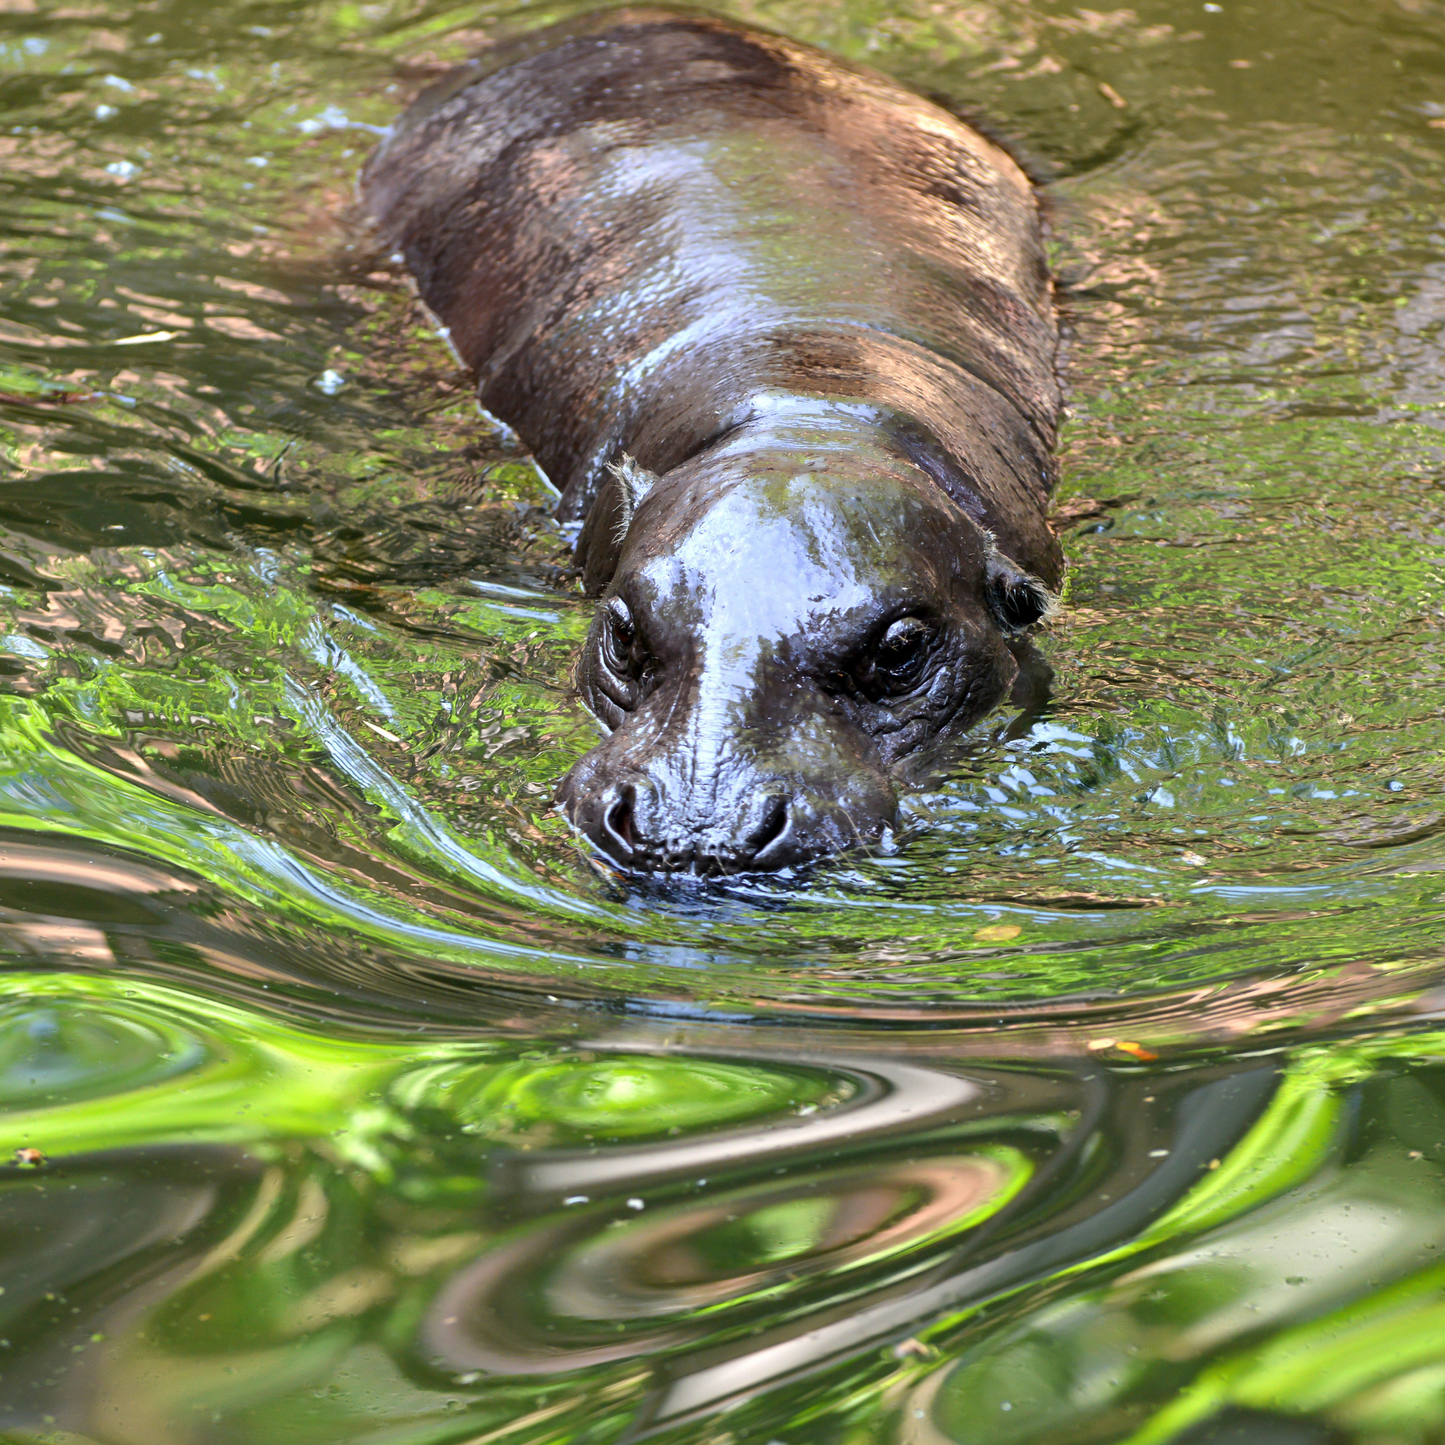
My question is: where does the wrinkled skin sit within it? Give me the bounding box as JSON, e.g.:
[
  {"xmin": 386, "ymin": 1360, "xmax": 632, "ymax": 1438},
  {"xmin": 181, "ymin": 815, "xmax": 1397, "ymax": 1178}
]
[
  {"xmin": 362, "ymin": 8, "xmax": 1064, "ymax": 874},
  {"xmin": 560, "ymin": 413, "xmax": 1055, "ymax": 871}
]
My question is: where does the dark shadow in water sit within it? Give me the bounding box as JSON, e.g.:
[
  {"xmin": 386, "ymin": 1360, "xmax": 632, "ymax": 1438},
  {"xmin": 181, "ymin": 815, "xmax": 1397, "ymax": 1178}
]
[{"xmin": 0, "ymin": 1145, "xmax": 266, "ymax": 1436}]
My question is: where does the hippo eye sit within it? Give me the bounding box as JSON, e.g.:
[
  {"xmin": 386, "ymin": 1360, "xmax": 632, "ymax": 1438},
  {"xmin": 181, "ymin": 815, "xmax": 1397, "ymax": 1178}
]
[
  {"xmin": 872, "ymin": 616, "xmax": 934, "ymax": 690},
  {"xmin": 601, "ymin": 597, "xmax": 637, "ymax": 675}
]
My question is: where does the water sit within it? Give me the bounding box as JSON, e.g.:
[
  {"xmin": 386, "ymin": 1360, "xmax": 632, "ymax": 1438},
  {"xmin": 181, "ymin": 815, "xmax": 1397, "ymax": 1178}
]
[{"xmin": 1, "ymin": 0, "xmax": 1444, "ymax": 1438}]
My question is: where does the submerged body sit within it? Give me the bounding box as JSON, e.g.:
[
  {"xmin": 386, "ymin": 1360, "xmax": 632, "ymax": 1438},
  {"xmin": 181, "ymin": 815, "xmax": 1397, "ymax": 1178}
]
[{"xmin": 362, "ymin": 7, "xmax": 1062, "ymax": 873}]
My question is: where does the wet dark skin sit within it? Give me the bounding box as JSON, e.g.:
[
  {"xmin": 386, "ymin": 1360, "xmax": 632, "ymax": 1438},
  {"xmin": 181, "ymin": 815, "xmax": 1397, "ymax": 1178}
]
[{"xmin": 362, "ymin": 7, "xmax": 1063, "ymax": 874}]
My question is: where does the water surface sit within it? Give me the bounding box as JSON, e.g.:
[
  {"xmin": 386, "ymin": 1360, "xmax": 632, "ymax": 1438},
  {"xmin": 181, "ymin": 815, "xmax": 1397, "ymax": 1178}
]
[{"xmin": 1, "ymin": 0, "xmax": 1445, "ymax": 1439}]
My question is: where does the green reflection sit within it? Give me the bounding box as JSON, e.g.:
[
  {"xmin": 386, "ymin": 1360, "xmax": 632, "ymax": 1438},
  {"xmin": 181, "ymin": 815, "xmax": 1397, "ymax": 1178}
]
[
  {"xmin": 0, "ymin": 974, "xmax": 417, "ymax": 1164},
  {"xmin": 425, "ymin": 1053, "xmax": 852, "ymax": 1146},
  {"xmin": 3, "ymin": 972, "xmax": 1445, "ymax": 1445},
  {"xmin": 910, "ymin": 1037, "xmax": 1445, "ymax": 1445},
  {"xmin": 0, "ymin": 999, "xmax": 205, "ymax": 1107}
]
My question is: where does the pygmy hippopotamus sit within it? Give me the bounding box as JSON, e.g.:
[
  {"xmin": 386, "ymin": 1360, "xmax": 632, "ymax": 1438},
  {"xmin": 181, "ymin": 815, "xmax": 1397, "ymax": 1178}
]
[{"xmin": 361, "ymin": 6, "xmax": 1063, "ymax": 875}]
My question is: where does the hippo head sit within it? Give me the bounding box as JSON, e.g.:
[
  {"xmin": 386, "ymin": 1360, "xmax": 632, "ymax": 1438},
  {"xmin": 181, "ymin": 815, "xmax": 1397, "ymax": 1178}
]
[{"xmin": 556, "ymin": 428, "xmax": 1057, "ymax": 875}]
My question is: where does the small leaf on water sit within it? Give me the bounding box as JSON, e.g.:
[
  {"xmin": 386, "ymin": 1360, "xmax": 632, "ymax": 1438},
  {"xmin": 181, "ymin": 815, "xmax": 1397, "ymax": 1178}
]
[
  {"xmin": 1116, "ymin": 1041, "xmax": 1160, "ymax": 1062},
  {"xmin": 973, "ymin": 924, "xmax": 1022, "ymax": 943}
]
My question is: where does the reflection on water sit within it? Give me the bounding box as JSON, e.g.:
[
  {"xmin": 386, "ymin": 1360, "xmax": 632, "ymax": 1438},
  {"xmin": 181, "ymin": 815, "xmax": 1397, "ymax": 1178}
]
[
  {"xmin": 4, "ymin": 977, "xmax": 1445, "ymax": 1444},
  {"xmin": 0, "ymin": 0, "xmax": 1442, "ymax": 1009},
  {"xmin": 2, "ymin": 0, "xmax": 1445, "ymax": 1437}
]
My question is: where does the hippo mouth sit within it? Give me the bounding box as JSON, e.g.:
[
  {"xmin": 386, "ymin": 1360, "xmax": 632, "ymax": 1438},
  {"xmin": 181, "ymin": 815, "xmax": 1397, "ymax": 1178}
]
[
  {"xmin": 558, "ymin": 768, "xmax": 897, "ymax": 878},
  {"xmin": 598, "ymin": 784, "xmax": 796, "ymax": 875}
]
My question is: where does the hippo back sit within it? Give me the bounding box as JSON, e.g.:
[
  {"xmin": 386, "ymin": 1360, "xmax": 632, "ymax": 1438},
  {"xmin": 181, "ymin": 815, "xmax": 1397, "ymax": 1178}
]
[{"xmin": 361, "ymin": 7, "xmax": 1061, "ymax": 580}]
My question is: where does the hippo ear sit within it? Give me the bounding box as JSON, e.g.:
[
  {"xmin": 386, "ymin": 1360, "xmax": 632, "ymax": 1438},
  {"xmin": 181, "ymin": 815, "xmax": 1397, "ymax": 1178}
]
[
  {"xmin": 985, "ymin": 548, "xmax": 1060, "ymax": 634},
  {"xmin": 606, "ymin": 452, "xmax": 661, "ymax": 541}
]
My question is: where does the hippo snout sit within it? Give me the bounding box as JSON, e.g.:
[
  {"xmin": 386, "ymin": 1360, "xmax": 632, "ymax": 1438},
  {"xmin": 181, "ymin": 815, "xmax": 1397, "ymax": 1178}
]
[{"xmin": 558, "ymin": 758, "xmax": 898, "ymax": 876}]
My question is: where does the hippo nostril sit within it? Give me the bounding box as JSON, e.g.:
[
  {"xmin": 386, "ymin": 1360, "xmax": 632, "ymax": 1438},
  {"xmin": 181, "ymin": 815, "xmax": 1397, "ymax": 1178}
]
[
  {"xmin": 601, "ymin": 785, "xmax": 636, "ymax": 860},
  {"xmin": 746, "ymin": 793, "xmax": 793, "ymax": 866}
]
